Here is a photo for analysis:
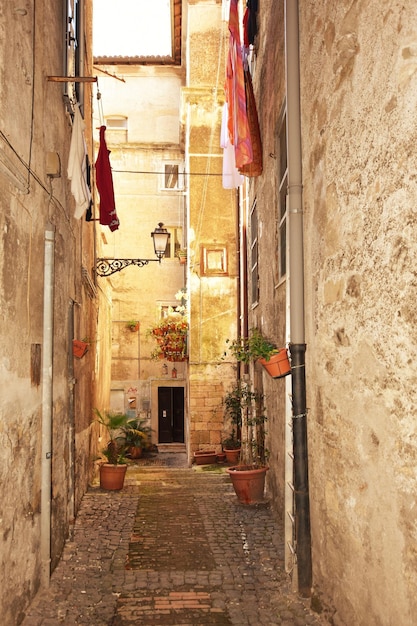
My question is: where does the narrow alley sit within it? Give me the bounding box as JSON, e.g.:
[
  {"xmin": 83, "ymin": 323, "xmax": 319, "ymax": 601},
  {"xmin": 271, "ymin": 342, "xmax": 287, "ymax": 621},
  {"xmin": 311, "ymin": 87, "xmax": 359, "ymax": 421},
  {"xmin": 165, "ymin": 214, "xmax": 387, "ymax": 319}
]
[{"xmin": 21, "ymin": 460, "xmax": 324, "ymax": 626}]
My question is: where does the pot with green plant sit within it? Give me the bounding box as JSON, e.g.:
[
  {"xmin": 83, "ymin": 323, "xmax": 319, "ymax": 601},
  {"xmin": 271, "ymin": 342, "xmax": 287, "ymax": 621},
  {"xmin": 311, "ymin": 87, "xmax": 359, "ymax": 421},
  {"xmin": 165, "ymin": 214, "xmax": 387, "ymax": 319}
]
[
  {"xmin": 122, "ymin": 417, "xmax": 153, "ymax": 459},
  {"xmin": 94, "ymin": 409, "xmax": 129, "ymax": 490},
  {"xmin": 222, "ymin": 382, "xmax": 244, "ymax": 463},
  {"xmin": 127, "ymin": 320, "xmax": 139, "ymax": 332},
  {"xmin": 225, "ymin": 328, "xmax": 291, "ymax": 378},
  {"xmin": 222, "ymin": 431, "xmax": 241, "ymax": 464},
  {"xmin": 225, "ymin": 384, "xmax": 269, "ymax": 504}
]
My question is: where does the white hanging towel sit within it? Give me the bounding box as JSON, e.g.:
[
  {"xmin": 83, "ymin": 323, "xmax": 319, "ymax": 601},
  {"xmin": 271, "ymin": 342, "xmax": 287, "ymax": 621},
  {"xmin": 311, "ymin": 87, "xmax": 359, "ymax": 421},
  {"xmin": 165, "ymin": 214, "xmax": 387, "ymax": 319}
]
[
  {"xmin": 221, "ymin": 102, "xmax": 243, "ymax": 189},
  {"xmin": 67, "ymin": 104, "xmax": 91, "ymax": 219}
]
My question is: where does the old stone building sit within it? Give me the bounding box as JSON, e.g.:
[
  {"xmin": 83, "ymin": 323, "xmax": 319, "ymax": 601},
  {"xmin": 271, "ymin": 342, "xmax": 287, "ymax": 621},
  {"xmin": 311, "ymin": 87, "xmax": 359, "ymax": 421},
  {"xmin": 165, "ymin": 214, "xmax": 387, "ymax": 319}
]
[
  {"xmin": 0, "ymin": 1, "xmax": 101, "ymax": 624},
  {"xmin": 92, "ymin": 0, "xmax": 238, "ymax": 462},
  {"xmin": 248, "ymin": 0, "xmax": 417, "ymax": 624},
  {"xmin": 3, "ymin": 1, "xmax": 417, "ymax": 625}
]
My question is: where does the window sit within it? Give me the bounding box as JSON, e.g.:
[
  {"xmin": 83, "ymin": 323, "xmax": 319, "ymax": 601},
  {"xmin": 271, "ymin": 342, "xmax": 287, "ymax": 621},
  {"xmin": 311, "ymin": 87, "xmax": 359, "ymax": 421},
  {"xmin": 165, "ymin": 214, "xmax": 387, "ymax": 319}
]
[
  {"xmin": 64, "ymin": 0, "xmax": 83, "ymax": 107},
  {"xmin": 161, "ymin": 163, "xmax": 185, "ymax": 191},
  {"xmin": 164, "ymin": 227, "xmax": 182, "ymax": 259},
  {"xmin": 278, "ymin": 107, "xmax": 287, "ymax": 280},
  {"xmin": 250, "ymin": 200, "xmax": 259, "ymax": 305},
  {"xmin": 105, "ymin": 116, "xmax": 128, "ymax": 143},
  {"xmin": 200, "ymin": 245, "xmax": 228, "ymax": 277}
]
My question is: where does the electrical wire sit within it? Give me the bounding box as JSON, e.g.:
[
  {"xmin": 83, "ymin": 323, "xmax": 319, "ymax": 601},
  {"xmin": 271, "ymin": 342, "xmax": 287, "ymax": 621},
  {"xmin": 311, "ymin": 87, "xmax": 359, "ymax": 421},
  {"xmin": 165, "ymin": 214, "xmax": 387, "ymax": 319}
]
[{"xmin": 110, "ymin": 169, "xmax": 223, "ymax": 177}]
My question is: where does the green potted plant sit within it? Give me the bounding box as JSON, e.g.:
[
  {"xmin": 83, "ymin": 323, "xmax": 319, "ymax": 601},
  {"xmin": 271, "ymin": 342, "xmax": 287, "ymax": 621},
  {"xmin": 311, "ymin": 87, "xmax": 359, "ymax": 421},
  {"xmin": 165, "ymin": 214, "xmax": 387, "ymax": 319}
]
[
  {"xmin": 148, "ymin": 312, "xmax": 188, "ymax": 362},
  {"xmin": 222, "ymin": 430, "xmax": 241, "ymax": 464},
  {"xmin": 127, "ymin": 320, "xmax": 139, "ymax": 332},
  {"xmin": 122, "ymin": 417, "xmax": 153, "ymax": 459},
  {"xmin": 222, "ymin": 382, "xmax": 243, "ymax": 463},
  {"xmin": 225, "ymin": 328, "xmax": 291, "ymax": 378},
  {"xmin": 176, "ymin": 248, "xmax": 187, "ymax": 265},
  {"xmin": 94, "ymin": 409, "xmax": 129, "ymax": 490},
  {"xmin": 225, "ymin": 383, "xmax": 269, "ymax": 504}
]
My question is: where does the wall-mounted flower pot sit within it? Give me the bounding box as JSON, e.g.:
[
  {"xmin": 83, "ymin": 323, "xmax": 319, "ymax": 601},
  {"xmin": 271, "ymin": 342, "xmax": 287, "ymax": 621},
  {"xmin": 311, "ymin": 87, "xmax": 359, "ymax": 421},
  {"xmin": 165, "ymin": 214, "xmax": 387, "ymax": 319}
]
[
  {"xmin": 194, "ymin": 450, "xmax": 217, "ymax": 465},
  {"xmin": 259, "ymin": 349, "xmax": 291, "ymax": 379},
  {"xmin": 73, "ymin": 339, "xmax": 89, "ymax": 359}
]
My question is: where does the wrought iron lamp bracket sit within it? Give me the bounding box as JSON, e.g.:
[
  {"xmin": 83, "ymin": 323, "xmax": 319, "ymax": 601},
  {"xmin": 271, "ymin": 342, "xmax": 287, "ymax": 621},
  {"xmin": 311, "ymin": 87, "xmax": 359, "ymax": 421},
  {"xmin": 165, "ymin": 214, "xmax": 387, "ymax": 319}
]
[{"xmin": 95, "ymin": 258, "xmax": 160, "ymax": 277}]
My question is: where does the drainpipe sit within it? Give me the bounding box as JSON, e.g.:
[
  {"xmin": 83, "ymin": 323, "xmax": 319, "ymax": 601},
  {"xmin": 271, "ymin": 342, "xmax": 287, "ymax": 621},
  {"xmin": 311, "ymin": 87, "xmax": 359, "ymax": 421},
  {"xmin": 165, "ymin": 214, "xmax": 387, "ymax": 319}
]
[
  {"xmin": 41, "ymin": 224, "xmax": 55, "ymax": 587},
  {"xmin": 285, "ymin": 0, "xmax": 312, "ymax": 595}
]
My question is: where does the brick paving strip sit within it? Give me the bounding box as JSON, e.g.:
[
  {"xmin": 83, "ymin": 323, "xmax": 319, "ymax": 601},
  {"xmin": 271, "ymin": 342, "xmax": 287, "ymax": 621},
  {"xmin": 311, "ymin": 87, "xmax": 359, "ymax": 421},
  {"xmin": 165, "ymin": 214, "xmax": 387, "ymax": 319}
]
[{"xmin": 22, "ymin": 466, "xmax": 326, "ymax": 626}]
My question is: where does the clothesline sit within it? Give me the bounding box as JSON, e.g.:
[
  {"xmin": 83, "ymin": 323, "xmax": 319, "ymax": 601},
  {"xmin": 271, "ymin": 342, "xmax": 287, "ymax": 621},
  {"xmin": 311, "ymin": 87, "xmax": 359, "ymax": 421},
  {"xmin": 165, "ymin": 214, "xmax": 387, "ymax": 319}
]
[{"xmin": 111, "ymin": 169, "xmax": 223, "ymax": 177}]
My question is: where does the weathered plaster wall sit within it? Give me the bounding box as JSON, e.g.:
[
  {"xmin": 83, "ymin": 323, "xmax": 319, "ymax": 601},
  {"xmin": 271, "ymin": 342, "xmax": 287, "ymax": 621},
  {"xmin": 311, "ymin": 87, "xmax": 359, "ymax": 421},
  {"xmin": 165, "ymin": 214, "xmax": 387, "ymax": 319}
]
[
  {"xmin": 299, "ymin": 1, "xmax": 417, "ymax": 623},
  {"xmin": 93, "ymin": 64, "xmax": 186, "ymax": 443},
  {"xmin": 0, "ymin": 2, "xmax": 96, "ymax": 623},
  {"xmin": 186, "ymin": 0, "xmax": 239, "ymax": 454},
  {"xmin": 245, "ymin": 0, "xmax": 288, "ymax": 513}
]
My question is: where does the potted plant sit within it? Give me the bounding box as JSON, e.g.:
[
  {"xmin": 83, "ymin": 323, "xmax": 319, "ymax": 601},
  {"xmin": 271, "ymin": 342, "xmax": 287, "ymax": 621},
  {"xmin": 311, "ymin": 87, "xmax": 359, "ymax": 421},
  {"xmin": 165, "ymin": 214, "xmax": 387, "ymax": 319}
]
[
  {"xmin": 222, "ymin": 382, "xmax": 246, "ymax": 462},
  {"xmin": 94, "ymin": 409, "xmax": 129, "ymax": 490},
  {"xmin": 122, "ymin": 417, "xmax": 153, "ymax": 459},
  {"xmin": 176, "ymin": 248, "xmax": 187, "ymax": 265},
  {"xmin": 222, "ymin": 431, "xmax": 241, "ymax": 464},
  {"xmin": 224, "ymin": 328, "xmax": 291, "ymax": 378},
  {"xmin": 127, "ymin": 320, "xmax": 139, "ymax": 332},
  {"xmin": 225, "ymin": 383, "xmax": 269, "ymax": 504},
  {"xmin": 149, "ymin": 311, "xmax": 188, "ymax": 362},
  {"xmin": 193, "ymin": 449, "xmax": 217, "ymax": 465}
]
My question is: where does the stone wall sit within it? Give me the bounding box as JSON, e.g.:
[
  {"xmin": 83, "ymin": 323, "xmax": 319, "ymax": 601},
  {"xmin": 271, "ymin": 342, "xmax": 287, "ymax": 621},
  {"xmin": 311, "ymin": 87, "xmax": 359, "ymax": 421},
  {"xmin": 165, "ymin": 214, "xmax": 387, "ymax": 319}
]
[
  {"xmin": 0, "ymin": 2, "xmax": 96, "ymax": 623},
  {"xmin": 299, "ymin": 1, "xmax": 417, "ymax": 623},
  {"xmin": 186, "ymin": 1, "xmax": 239, "ymax": 458},
  {"xmin": 242, "ymin": 0, "xmax": 417, "ymax": 622}
]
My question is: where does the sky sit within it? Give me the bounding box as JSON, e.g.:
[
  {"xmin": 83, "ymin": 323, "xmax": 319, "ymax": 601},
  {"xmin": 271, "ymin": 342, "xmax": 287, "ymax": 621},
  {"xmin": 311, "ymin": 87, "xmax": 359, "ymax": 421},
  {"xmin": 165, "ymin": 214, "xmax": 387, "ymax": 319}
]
[{"xmin": 93, "ymin": 0, "xmax": 172, "ymax": 57}]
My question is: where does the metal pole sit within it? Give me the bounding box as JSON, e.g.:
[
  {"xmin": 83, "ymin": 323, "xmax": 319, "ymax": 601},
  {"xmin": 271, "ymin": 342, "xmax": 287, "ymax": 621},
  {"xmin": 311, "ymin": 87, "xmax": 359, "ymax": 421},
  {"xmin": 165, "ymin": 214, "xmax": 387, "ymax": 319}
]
[
  {"xmin": 285, "ymin": 0, "xmax": 312, "ymax": 595},
  {"xmin": 41, "ymin": 224, "xmax": 55, "ymax": 587}
]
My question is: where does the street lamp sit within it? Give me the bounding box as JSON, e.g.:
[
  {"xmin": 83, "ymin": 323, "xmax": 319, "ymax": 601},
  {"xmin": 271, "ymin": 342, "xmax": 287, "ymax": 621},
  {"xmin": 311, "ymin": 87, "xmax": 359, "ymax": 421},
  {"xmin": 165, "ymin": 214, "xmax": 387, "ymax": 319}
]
[{"xmin": 95, "ymin": 223, "xmax": 170, "ymax": 277}]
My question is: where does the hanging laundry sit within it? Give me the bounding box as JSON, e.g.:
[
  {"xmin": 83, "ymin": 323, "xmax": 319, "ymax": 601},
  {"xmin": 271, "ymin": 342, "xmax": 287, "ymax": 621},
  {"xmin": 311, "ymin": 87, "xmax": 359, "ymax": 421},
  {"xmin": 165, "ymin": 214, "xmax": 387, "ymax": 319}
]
[
  {"xmin": 221, "ymin": 103, "xmax": 244, "ymax": 188},
  {"xmin": 243, "ymin": 0, "xmax": 258, "ymax": 48},
  {"xmin": 225, "ymin": 0, "xmax": 253, "ymax": 170},
  {"xmin": 95, "ymin": 125, "xmax": 120, "ymax": 232},
  {"xmin": 67, "ymin": 104, "xmax": 91, "ymax": 219},
  {"xmin": 85, "ymin": 155, "xmax": 93, "ymax": 221},
  {"xmin": 238, "ymin": 68, "xmax": 263, "ymax": 177}
]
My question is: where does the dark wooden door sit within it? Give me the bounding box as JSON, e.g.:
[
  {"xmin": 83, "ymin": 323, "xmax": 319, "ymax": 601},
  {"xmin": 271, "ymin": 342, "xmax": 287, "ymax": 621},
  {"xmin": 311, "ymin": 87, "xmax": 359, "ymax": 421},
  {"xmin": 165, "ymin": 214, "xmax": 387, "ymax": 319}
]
[{"xmin": 158, "ymin": 387, "xmax": 184, "ymax": 443}]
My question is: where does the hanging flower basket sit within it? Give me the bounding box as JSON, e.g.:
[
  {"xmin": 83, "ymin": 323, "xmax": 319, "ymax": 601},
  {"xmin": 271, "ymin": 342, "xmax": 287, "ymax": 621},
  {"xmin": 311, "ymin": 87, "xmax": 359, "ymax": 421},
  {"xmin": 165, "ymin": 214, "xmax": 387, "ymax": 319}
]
[
  {"xmin": 258, "ymin": 348, "xmax": 291, "ymax": 379},
  {"xmin": 149, "ymin": 312, "xmax": 189, "ymax": 362}
]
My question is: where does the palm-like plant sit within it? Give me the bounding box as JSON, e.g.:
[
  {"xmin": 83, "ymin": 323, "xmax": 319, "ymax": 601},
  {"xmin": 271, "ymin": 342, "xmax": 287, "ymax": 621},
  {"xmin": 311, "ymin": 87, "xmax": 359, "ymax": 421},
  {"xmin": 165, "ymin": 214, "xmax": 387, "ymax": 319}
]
[{"xmin": 94, "ymin": 409, "xmax": 129, "ymax": 465}]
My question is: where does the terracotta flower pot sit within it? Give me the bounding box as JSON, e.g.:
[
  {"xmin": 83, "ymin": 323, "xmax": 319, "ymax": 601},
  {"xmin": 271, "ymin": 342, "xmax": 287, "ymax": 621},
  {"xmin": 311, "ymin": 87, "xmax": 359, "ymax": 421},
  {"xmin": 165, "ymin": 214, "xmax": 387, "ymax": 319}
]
[
  {"xmin": 128, "ymin": 446, "xmax": 143, "ymax": 459},
  {"xmin": 227, "ymin": 465, "xmax": 269, "ymax": 504},
  {"xmin": 224, "ymin": 448, "xmax": 241, "ymax": 464},
  {"xmin": 99, "ymin": 463, "xmax": 127, "ymax": 490},
  {"xmin": 194, "ymin": 450, "xmax": 217, "ymax": 465},
  {"xmin": 259, "ymin": 349, "xmax": 291, "ymax": 378},
  {"xmin": 73, "ymin": 339, "xmax": 89, "ymax": 359}
]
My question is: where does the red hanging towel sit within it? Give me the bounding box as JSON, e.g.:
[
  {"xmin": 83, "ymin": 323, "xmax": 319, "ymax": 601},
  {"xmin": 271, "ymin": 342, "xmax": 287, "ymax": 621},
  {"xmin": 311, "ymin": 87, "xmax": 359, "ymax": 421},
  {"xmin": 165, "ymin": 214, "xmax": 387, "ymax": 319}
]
[
  {"xmin": 95, "ymin": 125, "xmax": 120, "ymax": 232},
  {"xmin": 238, "ymin": 68, "xmax": 263, "ymax": 177},
  {"xmin": 225, "ymin": 0, "xmax": 253, "ymax": 170}
]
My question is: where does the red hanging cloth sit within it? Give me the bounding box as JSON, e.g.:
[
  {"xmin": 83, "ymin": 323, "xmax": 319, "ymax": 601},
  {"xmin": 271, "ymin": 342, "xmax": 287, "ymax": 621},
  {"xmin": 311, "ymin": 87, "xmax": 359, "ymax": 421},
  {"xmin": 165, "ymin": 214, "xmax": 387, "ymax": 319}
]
[
  {"xmin": 95, "ymin": 126, "xmax": 120, "ymax": 232},
  {"xmin": 225, "ymin": 0, "xmax": 253, "ymax": 170}
]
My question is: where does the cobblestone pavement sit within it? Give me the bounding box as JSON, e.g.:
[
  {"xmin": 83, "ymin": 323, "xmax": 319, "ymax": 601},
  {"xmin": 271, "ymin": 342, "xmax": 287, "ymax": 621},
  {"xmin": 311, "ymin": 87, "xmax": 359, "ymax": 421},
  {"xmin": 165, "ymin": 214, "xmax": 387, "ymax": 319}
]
[{"xmin": 21, "ymin": 463, "xmax": 326, "ymax": 626}]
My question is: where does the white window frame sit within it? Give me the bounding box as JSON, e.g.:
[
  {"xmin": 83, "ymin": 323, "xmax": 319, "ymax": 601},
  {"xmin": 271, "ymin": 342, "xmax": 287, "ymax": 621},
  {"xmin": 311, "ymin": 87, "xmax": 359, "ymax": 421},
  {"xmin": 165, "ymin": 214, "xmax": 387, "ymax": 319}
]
[{"xmin": 160, "ymin": 162, "xmax": 185, "ymax": 192}]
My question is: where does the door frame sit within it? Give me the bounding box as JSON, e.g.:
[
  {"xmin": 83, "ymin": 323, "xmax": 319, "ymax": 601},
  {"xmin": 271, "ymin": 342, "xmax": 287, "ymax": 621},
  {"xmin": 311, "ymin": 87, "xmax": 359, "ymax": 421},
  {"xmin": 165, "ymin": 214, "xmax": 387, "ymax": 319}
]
[{"xmin": 151, "ymin": 380, "xmax": 188, "ymax": 447}]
